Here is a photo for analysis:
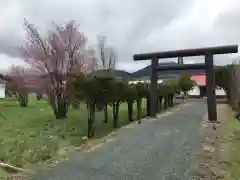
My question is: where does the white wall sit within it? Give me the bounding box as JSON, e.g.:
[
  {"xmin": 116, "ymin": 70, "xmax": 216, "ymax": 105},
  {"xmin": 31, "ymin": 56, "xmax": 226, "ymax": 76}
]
[
  {"xmin": 0, "ymin": 84, "xmax": 5, "ymax": 98},
  {"xmin": 215, "ymin": 88, "xmax": 226, "ymax": 96},
  {"xmin": 128, "ymin": 81, "xmax": 226, "ymax": 97},
  {"xmin": 188, "ymin": 86, "xmax": 200, "ymax": 96},
  {"xmin": 188, "ymin": 86, "xmax": 226, "ymax": 97},
  {"xmin": 128, "ymin": 80, "xmax": 163, "ymax": 84}
]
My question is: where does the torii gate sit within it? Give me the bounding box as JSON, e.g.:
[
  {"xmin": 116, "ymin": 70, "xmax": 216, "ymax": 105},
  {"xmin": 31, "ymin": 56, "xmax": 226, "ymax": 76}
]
[{"xmin": 133, "ymin": 45, "xmax": 238, "ymax": 122}]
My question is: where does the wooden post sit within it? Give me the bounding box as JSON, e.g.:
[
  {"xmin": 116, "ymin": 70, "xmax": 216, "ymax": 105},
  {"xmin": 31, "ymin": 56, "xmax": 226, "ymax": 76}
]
[
  {"xmin": 150, "ymin": 58, "xmax": 158, "ymax": 117},
  {"xmin": 205, "ymin": 53, "xmax": 217, "ymax": 121}
]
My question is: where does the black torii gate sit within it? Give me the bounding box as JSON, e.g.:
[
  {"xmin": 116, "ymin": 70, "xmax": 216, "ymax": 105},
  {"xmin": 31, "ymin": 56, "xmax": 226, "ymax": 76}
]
[{"xmin": 133, "ymin": 45, "xmax": 238, "ymax": 121}]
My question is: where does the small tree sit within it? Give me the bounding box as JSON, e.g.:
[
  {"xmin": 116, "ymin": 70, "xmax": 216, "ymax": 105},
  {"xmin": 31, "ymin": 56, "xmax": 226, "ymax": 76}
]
[
  {"xmin": 109, "ymin": 80, "xmax": 126, "ymax": 128},
  {"xmin": 21, "ymin": 20, "xmax": 94, "ymax": 119},
  {"xmin": 177, "ymin": 75, "xmax": 195, "ymax": 97},
  {"xmin": 135, "ymin": 83, "xmax": 148, "ymax": 123},
  {"xmin": 166, "ymin": 83, "xmax": 180, "ymax": 106},
  {"xmin": 122, "ymin": 84, "xmax": 137, "ymax": 122},
  {"xmin": 6, "ymin": 66, "xmax": 29, "ymax": 107},
  {"xmin": 72, "ymin": 73, "xmax": 115, "ymax": 137},
  {"xmin": 158, "ymin": 84, "xmax": 170, "ymax": 109}
]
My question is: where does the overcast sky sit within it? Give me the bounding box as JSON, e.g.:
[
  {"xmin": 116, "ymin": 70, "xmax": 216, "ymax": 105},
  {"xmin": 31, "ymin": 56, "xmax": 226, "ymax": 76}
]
[{"xmin": 0, "ymin": 0, "xmax": 240, "ymax": 73}]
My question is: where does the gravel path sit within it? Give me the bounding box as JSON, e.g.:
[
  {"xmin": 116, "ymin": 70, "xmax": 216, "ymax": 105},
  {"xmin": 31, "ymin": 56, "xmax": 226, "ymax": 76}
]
[{"xmin": 32, "ymin": 100, "xmax": 206, "ymax": 180}]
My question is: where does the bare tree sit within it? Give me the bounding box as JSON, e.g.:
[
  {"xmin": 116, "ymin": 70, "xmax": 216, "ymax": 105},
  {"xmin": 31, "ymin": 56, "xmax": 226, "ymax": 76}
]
[
  {"xmin": 106, "ymin": 47, "xmax": 117, "ymax": 70},
  {"xmin": 85, "ymin": 48, "xmax": 99, "ymax": 72},
  {"xmin": 97, "ymin": 36, "xmax": 118, "ymax": 123},
  {"xmin": 70, "ymin": 47, "xmax": 98, "ymax": 109},
  {"xmin": 98, "ymin": 36, "xmax": 117, "ymax": 70}
]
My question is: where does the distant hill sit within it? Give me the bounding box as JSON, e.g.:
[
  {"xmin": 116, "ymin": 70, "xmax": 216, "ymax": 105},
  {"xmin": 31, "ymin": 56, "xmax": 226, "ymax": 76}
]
[
  {"xmin": 131, "ymin": 62, "xmax": 178, "ymax": 78},
  {"xmin": 89, "ymin": 69, "xmax": 131, "ymax": 79},
  {"xmin": 91, "ymin": 63, "xmax": 225, "ymax": 81},
  {"xmin": 130, "ymin": 62, "xmax": 219, "ymax": 79}
]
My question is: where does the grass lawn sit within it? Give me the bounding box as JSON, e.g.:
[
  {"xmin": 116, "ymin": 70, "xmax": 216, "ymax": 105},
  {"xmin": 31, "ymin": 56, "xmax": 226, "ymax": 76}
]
[{"xmin": 0, "ymin": 96, "xmax": 147, "ymax": 173}]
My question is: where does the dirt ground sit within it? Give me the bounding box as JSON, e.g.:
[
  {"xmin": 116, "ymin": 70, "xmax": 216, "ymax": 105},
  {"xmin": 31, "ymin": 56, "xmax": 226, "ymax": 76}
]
[{"xmin": 192, "ymin": 103, "xmax": 239, "ymax": 180}]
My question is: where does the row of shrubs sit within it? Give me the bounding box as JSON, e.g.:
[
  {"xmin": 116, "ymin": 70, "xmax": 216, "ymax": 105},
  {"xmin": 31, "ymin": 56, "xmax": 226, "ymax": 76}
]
[
  {"xmin": 70, "ymin": 73, "xmax": 192, "ymax": 137},
  {"xmin": 4, "ymin": 72, "xmax": 194, "ymax": 139}
]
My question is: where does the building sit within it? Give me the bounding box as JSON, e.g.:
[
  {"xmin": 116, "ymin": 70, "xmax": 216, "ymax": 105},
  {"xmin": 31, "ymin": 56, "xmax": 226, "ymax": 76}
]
[
  {"xmin": 0, "ymin": 74, "xmax": 6, "ymax": 98},
  {"xmin": 188, "ymin": 74, "xmax": 226, "ymax": 97}
]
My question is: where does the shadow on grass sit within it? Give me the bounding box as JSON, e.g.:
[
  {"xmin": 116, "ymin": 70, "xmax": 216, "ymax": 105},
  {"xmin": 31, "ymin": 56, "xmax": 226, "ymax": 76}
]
[{"xmin": 2, "ymin": 104, "xmax": 36, "ymax": 108}]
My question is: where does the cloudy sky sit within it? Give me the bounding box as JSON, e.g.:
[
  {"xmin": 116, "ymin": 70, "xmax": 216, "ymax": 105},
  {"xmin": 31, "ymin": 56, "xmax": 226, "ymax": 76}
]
[{"xmin": 0, "ymin": 0, "xmax": 240, "ymax": 73}]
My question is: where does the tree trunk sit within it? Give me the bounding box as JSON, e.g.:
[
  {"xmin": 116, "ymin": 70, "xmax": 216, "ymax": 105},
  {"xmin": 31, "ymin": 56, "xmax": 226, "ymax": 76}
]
[
  {"xmin": 170, "ymin": 95, "xmax": 174, "ymax": 106},
  {"xmin": 113, "ymin": 101, "xmax": 120, "ymax": 128},
  {"xmin": 183, "ymin": 91, "xmax": 187, "ymax": 99},
  {"xmin": 158, "ymin": 96, "xmax": 162, "ymax": 111},
  {"xmin": 164, "ymin": 96, "xmax": 168, "ymax": 109},
  {"xmin": 127, "ymin": 100, "xmax": 133, "ymax": 122},
  {"xmin": 19, "ymin": 94, "xmax": 28, "ymax": 107},
  {"xmin": 136, "ymin": 98, "xmax": 142, "ymax": 123},
  {"xmin": 146, "ymin": 96, "xmax": 150, "ymax": 116},
  {"xmin": 168, "ymin": 95, "xmax": 172, "ymax": 106},
  {"xmin": 226, "ymin": 89, "xmax": 231, "ymax": 103},
  {"xmin": 36, "ymin": 94, "xmax": 42, "ymax": 100},
  {"xmin": 56, "ymin": 99, "xmax": 68, "ymax": 119},
  {"xmin": 103, "ymin": 104, "xmax": 108, "ymax": 123},
  {"xmin": 156, "ymin": 96, "xmax": 159, "ymax": 113},
  {"xmin": 87, "ymin": 102, "xmax": 96, "ymax": 138},
  {"xmin": 72, "ymin": 99, "xmax": 80, "ymax": 109},
  {"xmin": 51, "ymin": 96, "xmax": 69, "ymax": 119}
]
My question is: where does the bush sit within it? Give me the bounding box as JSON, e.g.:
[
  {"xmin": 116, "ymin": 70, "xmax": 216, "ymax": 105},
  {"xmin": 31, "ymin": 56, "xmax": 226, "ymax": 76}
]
[{"xmin": 177, "ymin": 75, "xmax": 195, "ymax": 95}]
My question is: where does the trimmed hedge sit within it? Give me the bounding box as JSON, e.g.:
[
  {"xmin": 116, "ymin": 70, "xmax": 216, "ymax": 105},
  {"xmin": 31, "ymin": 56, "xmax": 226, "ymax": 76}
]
[{"xmin": 71, "ymin": 73, "xmax": 182, "ymax": 138}]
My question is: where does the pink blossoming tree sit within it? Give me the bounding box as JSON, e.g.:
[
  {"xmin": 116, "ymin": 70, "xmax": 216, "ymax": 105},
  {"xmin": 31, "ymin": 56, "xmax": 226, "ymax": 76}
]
[
  {"xmin": 6, "ymin": 65, "xmax": 30, "ymax": 107},
  {"xmin": 21, "ymin": 20, "xmax": 97, "ymax": 119}
]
